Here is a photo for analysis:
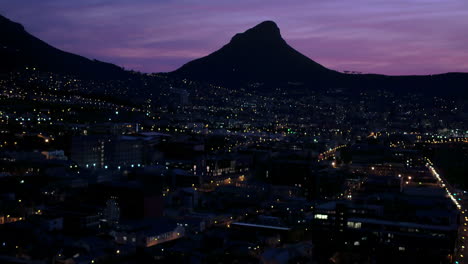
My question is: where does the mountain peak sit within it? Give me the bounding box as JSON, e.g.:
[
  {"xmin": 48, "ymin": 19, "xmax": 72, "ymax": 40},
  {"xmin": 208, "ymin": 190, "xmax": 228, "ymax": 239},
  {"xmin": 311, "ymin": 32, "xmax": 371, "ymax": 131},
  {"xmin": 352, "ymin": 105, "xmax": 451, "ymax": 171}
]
[
  {"xmin": 250, "ymin": 20, "xmax": 280, "ymax": 34},
  {"xmin": 230, "ymin": 20, "xmax": 282, "ymax": 44},
  {"xmin": 174, "ymin": 20, "xmax": 338, "ymax": 84}
]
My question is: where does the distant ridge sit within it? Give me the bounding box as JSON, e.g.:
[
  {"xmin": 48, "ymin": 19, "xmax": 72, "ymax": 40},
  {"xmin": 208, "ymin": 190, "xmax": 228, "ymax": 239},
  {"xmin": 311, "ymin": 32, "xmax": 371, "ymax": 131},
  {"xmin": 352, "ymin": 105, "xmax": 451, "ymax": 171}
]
[
  {"xmin": 1, "ymin": 15, "xmax": 466, "ymax": 96},
  {"xmin": 0, "ymin": 14, "xmax": 128, "ymax": 80},
  {"xmin": 173, "ymin": 21, "xmax": 468, "ymax": 96}
]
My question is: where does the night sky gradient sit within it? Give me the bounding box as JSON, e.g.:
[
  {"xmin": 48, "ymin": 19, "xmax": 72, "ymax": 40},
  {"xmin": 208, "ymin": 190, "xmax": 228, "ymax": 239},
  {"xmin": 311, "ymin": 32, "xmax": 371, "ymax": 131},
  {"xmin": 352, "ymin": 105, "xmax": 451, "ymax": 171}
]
[{"xmin": 2, "ymin": 0, "xmax": 468, "ymax": 75}]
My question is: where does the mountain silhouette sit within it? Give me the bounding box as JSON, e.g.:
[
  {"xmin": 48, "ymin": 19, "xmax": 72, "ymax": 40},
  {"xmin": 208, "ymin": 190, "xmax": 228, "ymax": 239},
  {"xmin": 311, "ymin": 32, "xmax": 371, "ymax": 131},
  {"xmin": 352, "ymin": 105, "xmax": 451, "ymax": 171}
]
[
  {"xmin": 1, "ymin": 15, "xmax": 466, "ymax": 96},
  {"xmin": 174, "ymin": 21, "xmax": 341, "ymax": 85},
  {"xmin": 173, "ymin": 21, "xmax": 468, "ymax": 96},
  {"xmin": 0, "ymin": 14, "xmax": 127, "ymax": 80}
]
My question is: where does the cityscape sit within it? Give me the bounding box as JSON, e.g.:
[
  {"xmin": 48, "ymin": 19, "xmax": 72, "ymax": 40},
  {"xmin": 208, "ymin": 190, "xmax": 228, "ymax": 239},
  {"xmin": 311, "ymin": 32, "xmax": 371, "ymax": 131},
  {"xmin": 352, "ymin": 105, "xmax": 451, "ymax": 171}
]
[{"xmin": 1, "ymin": 2, "xmax": 468, "ymax": 264}]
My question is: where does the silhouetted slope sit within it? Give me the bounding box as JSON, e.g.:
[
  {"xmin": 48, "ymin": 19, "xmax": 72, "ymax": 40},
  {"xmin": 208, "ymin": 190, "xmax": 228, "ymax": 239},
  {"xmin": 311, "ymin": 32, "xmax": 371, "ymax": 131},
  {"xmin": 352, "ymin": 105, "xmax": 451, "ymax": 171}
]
[
  {"xmin": 173, "ymin": 21, "xmax": 468, "ymax": 96},
  {"xmin": 174, "ymin": 21, "xmax": 341, "ymax": 84},
  {"xmin": 0, "ymin": 14, "xmax": 127, "ymax": 80},
  {"xmin": 345, "ymin": 72, "xmax": 468, "ymax": 95}
]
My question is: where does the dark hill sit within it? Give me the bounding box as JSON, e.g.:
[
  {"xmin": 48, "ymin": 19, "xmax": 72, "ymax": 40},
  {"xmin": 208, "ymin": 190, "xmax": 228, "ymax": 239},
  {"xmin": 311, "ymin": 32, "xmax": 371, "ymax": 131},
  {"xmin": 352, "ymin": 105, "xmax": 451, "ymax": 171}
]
[
  {"xmin": 173, "ymin": 21, "xmax": 341, "ymax": 85},
  {"xmin": 0, "ymin": 14, "xmax": 127, "ymax": 80},
  {"xmin": 173, "ymin": 21, "xmax": 468, "ymax": 96}
]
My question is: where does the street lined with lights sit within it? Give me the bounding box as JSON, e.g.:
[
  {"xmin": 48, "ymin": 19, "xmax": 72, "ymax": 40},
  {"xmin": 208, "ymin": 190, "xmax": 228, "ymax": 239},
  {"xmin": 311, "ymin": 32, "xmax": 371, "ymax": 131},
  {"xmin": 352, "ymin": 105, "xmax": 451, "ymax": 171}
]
[{"xmin": 426, "ymin": 158, "xmax": 466, "ymax": 263}]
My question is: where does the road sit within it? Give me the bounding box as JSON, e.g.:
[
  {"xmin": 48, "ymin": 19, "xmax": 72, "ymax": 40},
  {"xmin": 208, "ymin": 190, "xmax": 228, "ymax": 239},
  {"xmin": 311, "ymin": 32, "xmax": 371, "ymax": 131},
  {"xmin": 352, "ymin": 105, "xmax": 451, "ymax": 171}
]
[
  {"xmin": 426, "ymin": 158, "xmax": 466, "ymax": 264},
  {"xmin": 317, "ymin": 144, "xmax": 346, "ymax": 162}
]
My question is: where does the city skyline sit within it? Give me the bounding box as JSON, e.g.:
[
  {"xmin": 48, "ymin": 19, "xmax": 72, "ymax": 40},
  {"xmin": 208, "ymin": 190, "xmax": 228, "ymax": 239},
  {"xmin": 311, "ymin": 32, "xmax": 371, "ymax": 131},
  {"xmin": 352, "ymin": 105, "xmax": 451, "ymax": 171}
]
[
  {"xmin": 1, "ymin": 2, "xmax": 468, "ymax": 263},
  {"xmin": 2, "ymin": 0, "xmax": 468, "ymax": 75}
]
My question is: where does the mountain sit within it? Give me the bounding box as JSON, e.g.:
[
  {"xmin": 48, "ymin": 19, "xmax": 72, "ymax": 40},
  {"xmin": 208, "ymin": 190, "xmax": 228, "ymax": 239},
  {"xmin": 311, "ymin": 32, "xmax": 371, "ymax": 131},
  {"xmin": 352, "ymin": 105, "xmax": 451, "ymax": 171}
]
[
  {"xmin": 173, "ymin": 21, "xmax": 468, "ymax": 96},
  {"xmin": 0, "ymin": 14, "xmax": 127, "ymax": 80},
  {"xmin": 173, "ymin": 21, "xmax": 341, "ymax": 85},
  {"xmin": 2, "ymin": 15, "xmax": 466, "ymax": 95}
]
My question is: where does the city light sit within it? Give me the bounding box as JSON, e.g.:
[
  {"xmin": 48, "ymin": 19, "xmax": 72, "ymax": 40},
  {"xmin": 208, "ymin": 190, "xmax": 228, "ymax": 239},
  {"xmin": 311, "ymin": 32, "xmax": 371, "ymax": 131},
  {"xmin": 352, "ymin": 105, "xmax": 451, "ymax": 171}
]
[{"xmin": 0, "ymin": 9, "xmax": 466, "ymax": 264}]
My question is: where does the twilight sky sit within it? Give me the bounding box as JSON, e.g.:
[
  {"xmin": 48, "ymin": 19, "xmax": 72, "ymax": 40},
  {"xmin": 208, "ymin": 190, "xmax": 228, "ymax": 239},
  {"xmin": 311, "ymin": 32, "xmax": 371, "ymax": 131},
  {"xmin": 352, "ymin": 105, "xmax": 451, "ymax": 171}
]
[{"xmin": 1, "ymin": 0, "xmax": 468, "ymax": 75}]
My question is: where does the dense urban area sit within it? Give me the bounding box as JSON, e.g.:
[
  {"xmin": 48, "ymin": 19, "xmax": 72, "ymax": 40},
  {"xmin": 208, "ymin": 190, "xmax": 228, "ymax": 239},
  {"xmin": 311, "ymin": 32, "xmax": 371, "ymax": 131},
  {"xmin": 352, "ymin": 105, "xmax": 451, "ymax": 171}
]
[{"xmin": 0, "ymin": 67, "xmax": 467, "ymax": 264}]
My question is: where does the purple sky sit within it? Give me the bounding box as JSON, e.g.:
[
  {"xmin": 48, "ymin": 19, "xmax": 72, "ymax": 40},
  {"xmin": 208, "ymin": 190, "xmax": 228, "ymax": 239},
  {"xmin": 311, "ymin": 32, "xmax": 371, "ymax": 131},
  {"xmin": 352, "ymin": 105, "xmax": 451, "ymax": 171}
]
[{"xmin": 2, "ymin": 0, "xmax": 468, "ymax": 75}]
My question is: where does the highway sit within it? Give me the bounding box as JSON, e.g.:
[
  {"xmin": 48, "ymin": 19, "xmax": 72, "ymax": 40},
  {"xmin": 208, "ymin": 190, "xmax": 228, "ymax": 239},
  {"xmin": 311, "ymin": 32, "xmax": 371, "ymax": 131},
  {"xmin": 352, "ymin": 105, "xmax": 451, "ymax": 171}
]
[
  {"xmin": 317, "ymin": 144, "xmax": 346, "ymax": 162},
  {"xmin": 426, "ymin": 159, "xmax": 466, "ymax": 264}
]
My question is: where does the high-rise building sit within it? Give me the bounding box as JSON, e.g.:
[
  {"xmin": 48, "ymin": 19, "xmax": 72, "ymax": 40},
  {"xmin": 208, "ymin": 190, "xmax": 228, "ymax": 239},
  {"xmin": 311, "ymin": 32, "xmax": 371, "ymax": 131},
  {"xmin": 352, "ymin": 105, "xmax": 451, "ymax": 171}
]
[{"xmin": 71, "ymin": 135, "xmax": 144, "ymax": 169}]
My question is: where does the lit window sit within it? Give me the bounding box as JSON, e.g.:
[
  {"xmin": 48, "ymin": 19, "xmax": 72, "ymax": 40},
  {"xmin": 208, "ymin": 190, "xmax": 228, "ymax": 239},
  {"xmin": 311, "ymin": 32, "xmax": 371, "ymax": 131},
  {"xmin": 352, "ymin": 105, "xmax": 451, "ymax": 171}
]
[
  {"xmin": 347, "ymin": 221, "xmax": 362, "ymax": 229},
  {"xmin": 314, "ymin": 214, "xmax": 328, "ymax": 220}
]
